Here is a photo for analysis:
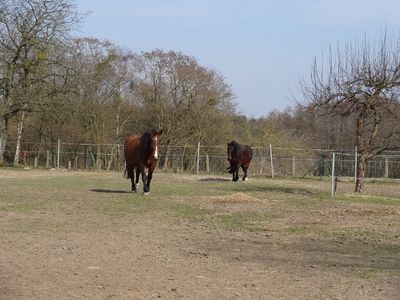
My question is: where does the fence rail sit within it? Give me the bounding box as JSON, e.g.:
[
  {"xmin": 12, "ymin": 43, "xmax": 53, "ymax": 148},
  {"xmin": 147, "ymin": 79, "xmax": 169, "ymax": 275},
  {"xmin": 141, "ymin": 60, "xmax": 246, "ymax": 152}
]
[{"xmin": 1, "ymin": 139, "xmax": 400, "ymax": 180}]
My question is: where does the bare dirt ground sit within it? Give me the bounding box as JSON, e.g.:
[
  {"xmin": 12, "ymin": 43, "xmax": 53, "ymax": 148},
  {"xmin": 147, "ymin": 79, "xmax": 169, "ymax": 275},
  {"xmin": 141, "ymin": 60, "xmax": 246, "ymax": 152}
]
[{"xmin": 0, "ymin": 169, "xmax": 399, "ymax": 299}]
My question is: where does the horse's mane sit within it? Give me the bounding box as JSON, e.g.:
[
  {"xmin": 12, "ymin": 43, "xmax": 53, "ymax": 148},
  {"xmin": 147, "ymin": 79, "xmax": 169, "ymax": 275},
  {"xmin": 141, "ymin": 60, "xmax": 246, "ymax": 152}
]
[
  {"xmin": 229, "ymin": 140, "xmax": 239, "ymax": 147},
  {"xmin": 142, "ymin": 129, "xmax": 157, "ymax": 142},
  {"xmin": 229, "ymin": 140, "xmax": 241, "ymax": 151},
  {"xmin": 228, "ymin": 140, "xmax": 252, "ymax": 155}
]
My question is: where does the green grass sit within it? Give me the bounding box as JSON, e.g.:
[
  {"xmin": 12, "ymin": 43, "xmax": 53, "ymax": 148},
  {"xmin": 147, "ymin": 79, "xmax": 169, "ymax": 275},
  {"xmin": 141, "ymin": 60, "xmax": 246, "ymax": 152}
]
[
  {"xmin": 285, "ymin": 226, "xmax": 313, "ymax": 235},
  {"xmin": 1, "ymin": 170, "xmax": 399, "ymax": 236},
  {"xmin": 1, "ymin": 170, "xmax": 399, "ymax": 283},
  {"xmin": 283, "ymin": 226, "xmax": 383, "ymax": 240},
  {"xmin": 214, "ymin": 212, "xmax": 280, "ymax": 232},
  {"xmin": 168, "ymin": 203, "xmax": 210, "ymax": 221},
  {"xmin": 2, "ymin": 169, "xmax": 399, "ymax": 298},
  {"xmin": 337, "ymin": 193, "xmax": 400, "ymax": 206}
]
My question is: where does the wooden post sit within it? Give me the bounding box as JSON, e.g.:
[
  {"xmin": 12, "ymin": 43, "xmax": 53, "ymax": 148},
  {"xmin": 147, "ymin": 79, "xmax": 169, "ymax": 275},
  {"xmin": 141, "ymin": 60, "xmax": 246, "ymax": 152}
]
[
  {"xmin": 385, "ymin": 157, "xmax": 389, "ymax": 178},
  {"xmin": 269, "ymin": 144, "xmax": 274, "ymax": 178},
  {"xmin": 68, "ymin": 160, "xmax": 72, "ymax": 170},
  {"xmin": 206, "ymin": 154, "xmax": 210, "ymax": 173},
  {"xmin": 34, "ymin": 157, "xmax": 38, "ymax": 168},
  {"xmin": 196, "ymin": 142, "xmax": 200, "ymax": 174}
]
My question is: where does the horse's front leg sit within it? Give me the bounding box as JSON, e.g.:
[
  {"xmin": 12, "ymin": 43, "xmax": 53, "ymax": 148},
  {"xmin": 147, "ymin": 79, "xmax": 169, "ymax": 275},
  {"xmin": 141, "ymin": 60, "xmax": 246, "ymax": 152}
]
[
  {"xmin": 232, "ymin": 164, "xmax": 239, "ymax": 182},
  {"xmin": 140, "ymin": 168, "xmax": 149, "ymax": 194},
  {"xmin": 135, "ymin": 169, "xmax": 140, "ymax": 186},
  {"xmin": 241, "ymin": 164, "xmax": 249, "ymax": 181},
  {"xmin": 234, "ymin": 166, "xmax": 240, "ymax": 182},
  {"xmin": 146, "ymin": 169, "xmax": 154, "ymax": 194},
  {"xmin": 127, "ymin": 166, "xmax": 137, "ymax": 193}
]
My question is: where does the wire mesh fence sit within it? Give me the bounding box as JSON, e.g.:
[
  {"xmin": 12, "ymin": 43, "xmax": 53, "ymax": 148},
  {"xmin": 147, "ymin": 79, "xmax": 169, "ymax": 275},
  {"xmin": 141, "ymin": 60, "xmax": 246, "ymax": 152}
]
[{"xmin": 2, "ymin": 139, "xmax": 400, "ymax": 181}]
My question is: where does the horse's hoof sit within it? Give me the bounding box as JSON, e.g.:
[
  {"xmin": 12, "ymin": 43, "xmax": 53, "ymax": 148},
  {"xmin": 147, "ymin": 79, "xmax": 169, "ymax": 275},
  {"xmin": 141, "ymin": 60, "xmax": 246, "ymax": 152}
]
[
  {"xmin": 243, "ymin": 177, "xmax": 248, "ymax": 181},
  {"xmin": 143, "ymin": 192, "xmax": 150, "ymax": 196},
  {"xmin": 131, "ymin": 190, "xmax": 137, "ymax": 193}
]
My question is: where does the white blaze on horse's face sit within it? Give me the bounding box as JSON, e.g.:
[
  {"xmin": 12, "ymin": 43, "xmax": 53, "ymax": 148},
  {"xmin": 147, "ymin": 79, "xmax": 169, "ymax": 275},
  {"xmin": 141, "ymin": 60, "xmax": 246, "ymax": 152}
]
[{"xmin": 153, "ymin": 136, "xmax": 159, "ymax": 159}]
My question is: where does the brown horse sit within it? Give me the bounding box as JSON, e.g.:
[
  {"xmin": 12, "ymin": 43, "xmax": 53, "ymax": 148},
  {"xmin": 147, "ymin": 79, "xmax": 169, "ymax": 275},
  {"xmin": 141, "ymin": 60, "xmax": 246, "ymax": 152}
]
[
  {"xmin": 227, "ymin": 140, "xmax": 253, "ymax": 182},
  {"xmin": 124, "ymin": 129, "xmax": 163, "ymax": 194}
]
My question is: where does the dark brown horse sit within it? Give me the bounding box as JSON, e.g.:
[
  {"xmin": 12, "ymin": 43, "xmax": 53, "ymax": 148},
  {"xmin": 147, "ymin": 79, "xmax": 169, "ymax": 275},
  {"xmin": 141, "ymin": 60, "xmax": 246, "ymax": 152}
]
[
  {"xmin": 227, "ymin": 141, "xmax": 253, "ymax": 182},
  {"xmin": 124, "ymin": 129, "xmax": 163, "ymax": 194}
]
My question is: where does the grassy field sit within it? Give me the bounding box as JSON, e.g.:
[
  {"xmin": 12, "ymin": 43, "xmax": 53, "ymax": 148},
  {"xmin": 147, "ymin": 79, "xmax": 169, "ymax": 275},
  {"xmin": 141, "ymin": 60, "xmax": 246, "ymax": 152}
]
[{"xmin": 0, "ymin": 169, "xmax": 399, "ymax": 299}]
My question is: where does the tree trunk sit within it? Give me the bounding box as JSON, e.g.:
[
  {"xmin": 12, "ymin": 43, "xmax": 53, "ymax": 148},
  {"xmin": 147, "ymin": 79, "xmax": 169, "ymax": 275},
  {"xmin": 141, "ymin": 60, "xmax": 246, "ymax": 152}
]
[
  {"xmin": 107, "ymin": 144, "xmax": 115, "ymax": 171},
  {"xmin": 96, "ymin": 144, "xmax": 102, "ymax": 170},
  {"xmin": 107, "ymin": 106, "xmax": 122, "ymax": 171},
  {"xmin": 180, "ymin": 144, "xmax": 186, "ymax": 172},
  {"xmin": 355, "ymin": 156, "xmax": 367, "ymax": 192},
  {"xmin": 0, "ymin": 135, "xmax": 6, "ymax": 166},
  {"xmin": 13, "ymin": 111, "xmax": 26, "ymax": 166},
  {"xmin": 0, "ymin": 115, "xmax": 8, "ymax": 165},
  {"xmin": 354, "ymin": 109, "xmax": 367, "ymax": 193}
]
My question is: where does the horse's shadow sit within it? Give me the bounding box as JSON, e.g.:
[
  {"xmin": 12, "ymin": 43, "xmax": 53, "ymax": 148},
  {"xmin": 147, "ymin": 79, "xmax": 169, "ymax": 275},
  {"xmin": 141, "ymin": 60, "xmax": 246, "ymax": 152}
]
[
  {"xmin": 90, "ymin": 189, "xmax": 129, "ymax": 194},
  {"xmin": 199, "ymin": 177, "xmax": 231, "ymax": 182}
]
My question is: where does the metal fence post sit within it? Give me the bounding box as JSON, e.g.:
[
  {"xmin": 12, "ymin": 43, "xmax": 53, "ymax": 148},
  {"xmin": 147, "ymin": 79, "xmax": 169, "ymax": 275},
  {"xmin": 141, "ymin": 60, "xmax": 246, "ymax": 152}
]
[
  {"xmin": 269, "ymin": 144, "xmax": 274, "ymax": 178},
  {"xmin": 385, "ymin": 157, "xmax": 389, "ymax": 178}
]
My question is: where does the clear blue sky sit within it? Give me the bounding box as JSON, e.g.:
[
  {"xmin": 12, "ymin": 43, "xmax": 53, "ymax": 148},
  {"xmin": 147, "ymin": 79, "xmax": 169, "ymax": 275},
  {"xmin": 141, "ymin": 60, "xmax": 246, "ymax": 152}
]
[{"xmin": 74, "ymin": 0, "xmax": 400, "ymax": 118}]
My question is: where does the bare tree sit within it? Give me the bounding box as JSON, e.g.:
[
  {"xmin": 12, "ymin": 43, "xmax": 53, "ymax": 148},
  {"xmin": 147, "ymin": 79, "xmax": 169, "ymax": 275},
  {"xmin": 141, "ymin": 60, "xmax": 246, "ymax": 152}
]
[
  {"xmin": 301, "ymin": 32, "xmax": 400, "ymax": 192},
  {"xmin": 0, "ymin": 0, "xmax": 81, "ymax": 164},
  {"xmin": 132, "ymin": 50, "xmax": 235, "ymax": 168}
]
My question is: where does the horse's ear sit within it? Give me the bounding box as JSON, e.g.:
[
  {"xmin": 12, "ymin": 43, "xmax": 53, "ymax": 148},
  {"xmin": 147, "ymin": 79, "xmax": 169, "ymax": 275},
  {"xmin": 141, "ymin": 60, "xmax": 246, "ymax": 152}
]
[{"xmin": 157, "ymin": 129, "xmax": 163, "ymax": 136}]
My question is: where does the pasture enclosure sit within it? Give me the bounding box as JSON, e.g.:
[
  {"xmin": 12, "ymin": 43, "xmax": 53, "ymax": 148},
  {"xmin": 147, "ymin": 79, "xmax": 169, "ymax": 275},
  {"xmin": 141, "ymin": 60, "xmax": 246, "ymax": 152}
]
[
  {"xmin": 3, "ymin": 139, "xmax": 400, "ymax": 180},
  {"xmin": 0, "ymin": 169, "xmax": 399, "ymax": 299}
]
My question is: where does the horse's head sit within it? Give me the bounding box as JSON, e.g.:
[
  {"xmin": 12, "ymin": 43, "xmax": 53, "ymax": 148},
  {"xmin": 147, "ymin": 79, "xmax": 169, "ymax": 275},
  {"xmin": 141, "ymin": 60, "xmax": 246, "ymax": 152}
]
[
  {"xmin": 149, "ymin": 129, "xmax": 163, "ymax": 160},
  {"xmin": 227, "ymin": 141, "xmax": 236, "ymax": 161}
]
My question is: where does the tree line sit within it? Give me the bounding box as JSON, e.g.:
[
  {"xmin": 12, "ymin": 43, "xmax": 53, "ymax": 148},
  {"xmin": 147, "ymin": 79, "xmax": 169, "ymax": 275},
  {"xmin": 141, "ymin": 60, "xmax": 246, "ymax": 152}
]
[{"xmin": 1, "ymin": 0, "xmax": 399, "ymax": 192}]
